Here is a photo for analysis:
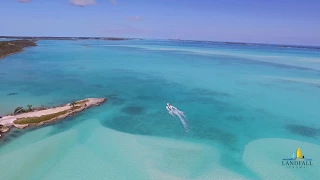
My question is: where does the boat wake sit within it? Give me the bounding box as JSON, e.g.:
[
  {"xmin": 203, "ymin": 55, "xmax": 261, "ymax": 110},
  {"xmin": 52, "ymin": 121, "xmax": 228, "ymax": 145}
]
[{"xmin": 166, "ymin": 104, "xmax": 189, "ymax": 132}]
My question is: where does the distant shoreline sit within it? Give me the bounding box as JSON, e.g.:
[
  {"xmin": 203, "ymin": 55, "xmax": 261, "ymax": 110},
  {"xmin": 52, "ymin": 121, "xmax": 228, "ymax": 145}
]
[
  {"xmin": 1, "ymin": 36, "xmax": 319, "ymax": 50},
  {"xmin": 0, "ymin": 36, "xmax": 136, "ymax": 41},
  {"xmin": 0, "ymin": 49, "xmax": 23, "ymax": 59},
  {"xmin": 0, "ymin": 40, "xmax": 37, "ymax": 60},
  {"xmin": 168, "ymin": 39, "xmax": 320, "ymax": 50}
]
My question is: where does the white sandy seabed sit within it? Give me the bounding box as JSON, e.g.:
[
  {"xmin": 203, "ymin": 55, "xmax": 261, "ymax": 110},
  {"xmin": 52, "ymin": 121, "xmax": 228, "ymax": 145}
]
[{"xmin": 0, "ymin": 119, "xmax": 319, "ymax": 180}]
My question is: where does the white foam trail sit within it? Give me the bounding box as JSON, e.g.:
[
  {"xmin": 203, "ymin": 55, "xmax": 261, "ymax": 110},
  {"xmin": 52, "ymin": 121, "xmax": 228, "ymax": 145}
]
[{"xmin": 168, "ymin": 109, "xmax": 189, "ymax": 132}]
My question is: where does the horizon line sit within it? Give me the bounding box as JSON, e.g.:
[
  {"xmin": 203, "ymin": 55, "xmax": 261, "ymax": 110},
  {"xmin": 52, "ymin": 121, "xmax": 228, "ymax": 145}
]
[{"xmin": 1, "ymin": 35, "xmax": 319, "ymax": 49}]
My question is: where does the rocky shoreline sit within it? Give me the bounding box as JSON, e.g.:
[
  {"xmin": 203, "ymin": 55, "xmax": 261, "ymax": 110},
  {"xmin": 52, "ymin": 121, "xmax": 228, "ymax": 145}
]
[
  {"xmin": 0, "ymin": 125, "xmax": 9, "ymax": 138},
  {"xmin": 0, "ymin": 97, "xmax": 106, "ymax": 139}
]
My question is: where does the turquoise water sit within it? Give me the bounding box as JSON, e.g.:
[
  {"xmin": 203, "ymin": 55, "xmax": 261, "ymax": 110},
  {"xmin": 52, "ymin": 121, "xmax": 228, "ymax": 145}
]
[{"xmin": 0, "ymin": 40, "xmax": 320, "ymax": 180}]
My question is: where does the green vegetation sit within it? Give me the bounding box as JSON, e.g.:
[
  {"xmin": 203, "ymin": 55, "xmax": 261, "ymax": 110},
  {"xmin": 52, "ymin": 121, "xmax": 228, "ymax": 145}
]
[
  {"xmin": 75, "ymin": 99, "xmax": 89, "ymax": 105},
  {"xmin": 38, "ymin": 105, "xmax": 46, "ymax": 110},
  {"xmin": 14, "ymin": 110, "xmax": 69, "ymax": 125},
  {"xmin": 14, "ymin": 105, "xmax": 83, "ymax": 125},
  {"xmin": 70, "ymin": 98, "xmax": 88, "ymax": 107},
  {"xmin": 12, "ymin": 101, "xmax": 84, "ymax": 117},
  {"xmin": 71, "ymin": 106, "xmax": 82, "ymax": 111},
  {"xmin": 14, "ymin": 107, "xmax": 25, "ymax": 115},
  {"xmin": 70, "ymin": 101, "xmax": 76, "ymax": 108},
  {"xmin": 0, "ymin": 40, "xmax": 37, "ymax": 59},
  {"xmin": 27, "ymin": 104, "xmax": 33, "ymax": 111},
  {"xmin": 13, "ymin": 104, "xmax": 35, "ymax": 115}
]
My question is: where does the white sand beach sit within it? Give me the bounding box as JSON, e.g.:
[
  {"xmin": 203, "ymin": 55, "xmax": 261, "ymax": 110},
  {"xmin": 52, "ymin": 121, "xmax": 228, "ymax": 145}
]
[{"xmin": 0, "ymin": 98, "xmax": 106, "ymax": 128}]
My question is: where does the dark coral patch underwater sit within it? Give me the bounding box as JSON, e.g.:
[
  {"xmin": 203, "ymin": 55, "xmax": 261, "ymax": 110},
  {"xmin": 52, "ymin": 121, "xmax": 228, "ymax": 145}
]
[
  {"xmin": 121, "ymin": 105, "xmax": 145, "ymax": 115},
  {"xmin": 286, "ymin": 124, "xmax": 320, "ymax": 137},
  {"xmin": 7, "ymin": 92, "xmax": 18, "ymax": 96}
]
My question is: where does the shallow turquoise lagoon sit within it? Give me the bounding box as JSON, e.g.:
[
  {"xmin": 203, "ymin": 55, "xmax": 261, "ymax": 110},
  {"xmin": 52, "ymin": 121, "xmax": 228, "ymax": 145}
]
[{"xmin": 0, "ymin": 40, "xmax": 319, "ymax": 179}]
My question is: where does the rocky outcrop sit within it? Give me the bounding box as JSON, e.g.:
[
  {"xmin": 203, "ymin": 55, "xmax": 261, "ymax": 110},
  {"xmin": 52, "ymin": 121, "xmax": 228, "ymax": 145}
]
[{"xmin": 0, "ymin": 125, "xmax": 9, "ymax": 138}]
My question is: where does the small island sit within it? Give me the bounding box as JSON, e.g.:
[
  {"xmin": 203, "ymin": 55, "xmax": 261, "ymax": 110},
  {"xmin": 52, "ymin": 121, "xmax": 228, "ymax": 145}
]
[
  {"xmin": 0, "ymin": 98, "xmax": 106, "ymax": 139},
  {"xmin": 0, "ymin": 39, "xmax": 37, "ymax": 59}
]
